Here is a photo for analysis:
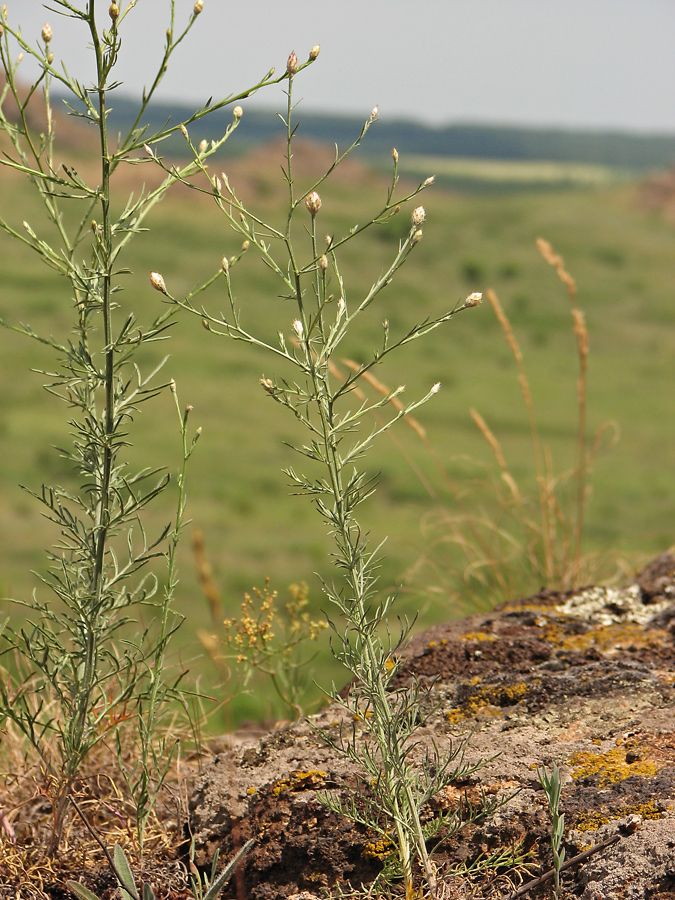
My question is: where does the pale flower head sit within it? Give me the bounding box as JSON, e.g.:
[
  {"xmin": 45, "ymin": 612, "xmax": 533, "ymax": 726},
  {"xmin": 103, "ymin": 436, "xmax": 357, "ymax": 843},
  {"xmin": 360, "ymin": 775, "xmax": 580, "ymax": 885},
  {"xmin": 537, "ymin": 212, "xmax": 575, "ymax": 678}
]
[
  {"xmin": 41, "ymin": 23, "xmax": 52, "ymax": 43},
  {"xmin": 194, "ymin": 0, "xmax": 204, "ymax": 14},
  {"xmin": 109, "ymin": 3, "xmax": 119, "ymax": 20},
  {"xmin": 464, "ymin": 291, "xmax": 483, "ymax": 308},
  {"xmin": 292, "ymin": 319, "xmax": 304, "ymax": 339},
  {"xmin": 286, "ymin": 50, "xmax": 299, "ymax": 75},
  {"xmin": 149, "ymin": 272, "xmax": 167, "ymax": 294},
  {"xmin": 411, "ymin": 206, "xmax": 425, "ymax": 227},
  {"xmin": 309, "ymin": 45, "xmax": 320, "ymax": 60},
  {"xmin": 305, "ymin": 190, "xmax": 321, "ymax": 217},
  {"xmin": 233, "ymin": 105, "xmax": 243, "ymax": 120}
]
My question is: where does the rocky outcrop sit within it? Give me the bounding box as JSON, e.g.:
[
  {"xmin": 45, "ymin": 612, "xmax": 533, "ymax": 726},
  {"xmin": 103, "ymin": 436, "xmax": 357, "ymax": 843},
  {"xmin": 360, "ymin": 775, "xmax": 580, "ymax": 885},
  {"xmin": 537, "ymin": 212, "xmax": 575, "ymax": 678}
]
[{"xmin": 189, "ymin": 552, "xmax": 675, "ymax": 899}]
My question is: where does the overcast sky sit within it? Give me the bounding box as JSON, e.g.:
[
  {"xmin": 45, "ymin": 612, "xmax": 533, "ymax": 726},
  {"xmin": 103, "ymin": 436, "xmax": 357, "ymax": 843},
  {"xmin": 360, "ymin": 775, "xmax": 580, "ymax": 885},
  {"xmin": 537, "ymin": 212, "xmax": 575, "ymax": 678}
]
[{"xmin": 7, "ymin": 0, "xmax": 675, "ymax": 134}]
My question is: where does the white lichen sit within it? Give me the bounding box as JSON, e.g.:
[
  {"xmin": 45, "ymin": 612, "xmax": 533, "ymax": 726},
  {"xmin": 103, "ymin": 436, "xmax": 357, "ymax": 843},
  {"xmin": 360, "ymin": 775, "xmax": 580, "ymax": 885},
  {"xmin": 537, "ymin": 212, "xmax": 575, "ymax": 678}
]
[{"xmin": 556, "ymin": 585, "xmax": 670, "ymax": 626}]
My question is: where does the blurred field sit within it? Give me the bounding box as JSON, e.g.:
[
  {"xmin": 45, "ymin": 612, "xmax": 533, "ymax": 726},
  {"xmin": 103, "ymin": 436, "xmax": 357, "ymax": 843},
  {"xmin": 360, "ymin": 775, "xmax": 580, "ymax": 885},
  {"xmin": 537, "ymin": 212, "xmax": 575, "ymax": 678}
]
[
  {"xmin": 397, "ymin": 154, "xmax": 637, "ymax": 189},
  {"xmin": 0, "ymin": 137, "xmax": 673, "ymax": 725}
]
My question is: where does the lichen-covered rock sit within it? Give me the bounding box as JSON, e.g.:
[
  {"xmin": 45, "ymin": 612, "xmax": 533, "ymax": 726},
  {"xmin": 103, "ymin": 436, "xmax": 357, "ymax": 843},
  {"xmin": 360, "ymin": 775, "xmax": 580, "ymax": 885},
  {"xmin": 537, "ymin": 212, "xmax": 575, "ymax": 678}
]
[{"xmin": 189, "ymin": 552, "xmax": 675, "ymax": 899}]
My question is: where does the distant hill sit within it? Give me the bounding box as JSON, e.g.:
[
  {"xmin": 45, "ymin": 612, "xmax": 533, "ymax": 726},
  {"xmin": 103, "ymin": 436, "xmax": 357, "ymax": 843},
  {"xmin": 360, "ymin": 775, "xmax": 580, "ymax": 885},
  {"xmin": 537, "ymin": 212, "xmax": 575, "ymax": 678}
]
[{"xmin": 96, "ymin": 93, "xmax": 675, "ymax": 171}]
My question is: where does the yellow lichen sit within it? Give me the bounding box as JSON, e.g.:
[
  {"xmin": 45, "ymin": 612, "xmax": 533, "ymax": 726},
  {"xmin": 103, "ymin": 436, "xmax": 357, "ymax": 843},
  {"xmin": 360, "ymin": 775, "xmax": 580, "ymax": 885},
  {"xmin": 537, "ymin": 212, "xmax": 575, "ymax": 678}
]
[
  {"xmin": 446, "ymin": 680, "xmax": 534, "ymax": 722},
  {"xmin": 569, "ymin": 746, "xmax": 659, "ymax": 785},
  {"xmin": 462, "ymin": 631, "xmax": 498, "ymax": 642},
  {"xmin": 575, "ymin": 799, "xmax": 661, "ymax": 832},
  {"xmin": 363, "ymin": 837, "xmax": 395, "ymax": 861},
  {"xmin": 271, "ymin": 769, "xmax": 327, "ymax": 797},
  {"xmin": 557, "ymin": 623, "xmax": 669, "ymax": 655}
]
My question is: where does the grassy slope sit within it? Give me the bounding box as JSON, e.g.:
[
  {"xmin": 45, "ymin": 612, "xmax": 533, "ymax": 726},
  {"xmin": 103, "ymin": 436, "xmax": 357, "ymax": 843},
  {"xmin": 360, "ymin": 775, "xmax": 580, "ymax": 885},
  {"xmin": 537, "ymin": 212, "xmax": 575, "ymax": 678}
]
[{"xmin": 0, "ymin": 141, "xmax": 672, "ymax": 724}]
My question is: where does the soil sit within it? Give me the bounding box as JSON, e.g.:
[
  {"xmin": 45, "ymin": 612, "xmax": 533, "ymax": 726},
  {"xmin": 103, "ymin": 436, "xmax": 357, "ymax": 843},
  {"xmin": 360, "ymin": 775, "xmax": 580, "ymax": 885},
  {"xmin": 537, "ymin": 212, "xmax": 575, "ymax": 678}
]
[{"xmin": 2, "ymin": 551, "xmax": 675, "ymax": 899}]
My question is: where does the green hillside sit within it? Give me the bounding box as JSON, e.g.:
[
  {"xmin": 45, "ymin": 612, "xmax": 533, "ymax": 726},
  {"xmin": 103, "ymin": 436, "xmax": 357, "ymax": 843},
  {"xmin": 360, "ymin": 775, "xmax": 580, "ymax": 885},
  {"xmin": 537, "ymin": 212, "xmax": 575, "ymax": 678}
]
[{"xmin": 0, "ymin": 134, "xmax": 673, "ymax": 725}]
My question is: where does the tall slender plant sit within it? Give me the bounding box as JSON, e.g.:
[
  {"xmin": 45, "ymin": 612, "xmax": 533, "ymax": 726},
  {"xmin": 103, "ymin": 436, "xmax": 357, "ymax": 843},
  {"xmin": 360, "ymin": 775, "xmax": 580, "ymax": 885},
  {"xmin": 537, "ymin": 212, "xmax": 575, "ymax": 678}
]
[
  {"xmin": 149, "ymin": 51, "xmax": 485, "ymax": 897},
  {"xmin": 0, "ymin": 0, "xmax": 282, "ymax": 856}
]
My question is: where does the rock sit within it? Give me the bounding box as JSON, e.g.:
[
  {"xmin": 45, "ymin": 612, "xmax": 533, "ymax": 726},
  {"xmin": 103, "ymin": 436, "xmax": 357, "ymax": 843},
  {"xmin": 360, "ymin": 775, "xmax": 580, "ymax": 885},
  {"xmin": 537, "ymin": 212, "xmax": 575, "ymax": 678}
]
[{"xmin": 189, "ymin": 552, "xmax": 675, "ymax": 899}]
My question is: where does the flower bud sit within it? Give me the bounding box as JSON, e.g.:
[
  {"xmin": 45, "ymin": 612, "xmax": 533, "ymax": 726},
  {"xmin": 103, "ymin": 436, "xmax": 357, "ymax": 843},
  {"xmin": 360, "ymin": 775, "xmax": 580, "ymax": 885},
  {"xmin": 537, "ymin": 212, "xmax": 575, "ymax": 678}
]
[
  {"xmin": 109, "ymin": 3, "xmax": 119, "ymax": 20},
  {"xmin": 320, "ymin": 254, "xmax": 328, "ymax": 272},
  {"xmin": 260, "ymin": 377, "xmax": 275, "ymax": 394},
  {"xmin": 392, "ymin": 148, "xmax": 398, "ymax": 163},
  {"xmin": 202, "ymin": 318, "xmax": 210, "ymax": 330},
  {"xmin": 309, "ymin": 45, "xmax": 320, "ymax": 60},
  {"xmin": 292, "ymin": 319, "xmax": 304, "ymax": 338},
  {"xmin": 47, "ymin": 52, "xmax": 53, "ymax": 64},
  {"xmin": 233, "ymin": 105, "xmax": 243, "ymax": 119},
  {"xmin": 423, "ymin": 176, "xmax": 435, "ymax": 187},
  {"xmin": 194, "ymin": 0, "xmax": 204, "ymax": 14},
  {"xmin": 170, "ymin": 379, "xmax": 176, "ymax": 393},
  {"xmin": 411, "ymin": 206, "xmax": 425, "ymax": 226},
  {"xmin": 412, "ymin": 229, "xmax": 423, "ymax": 245},
  {"xmin": 464, "ymin": 291, "xmax": 483, "ymax": 308},
  {"xmin": 221, "ymin": 256, "xmax": 229, "ymax": 274},
  {"xmin": 431, "ymin": 382, "xmax": 441, "ymax": 394},
  {"xmin": 286, "ymin": 51, "xmax": 298, "ymax": 75},
  {"xmin": 150, "ymin": 271, "xmax": 167, "ymax": 294},
  {"xmin": 305, "ymin": 190, "xmax": 321, "ymax": 217},
  {"xmin": 143, "ymin": 143, "xmax": 154, "ymax": 157},
  {"xmin": 180, "ymin": 123, "xmax": 188, "ymax": 139},
  {"xmin": 199, "ymin": 139, "xmax": 208, "ymax": 153},
  {"xmin": 241, "ymin": 240, "xmax": 250, "ymax": 251},
  {"xmin": 370, "ymin": 106, "xmax": 378, "ymax": 120},
  {"xmin": 41, "ymin": 23, "xmax": 52, "ymax": 43},
  {"xmin": 0, "ymin": 25, "xmax": 3, "ymax": 38}
]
